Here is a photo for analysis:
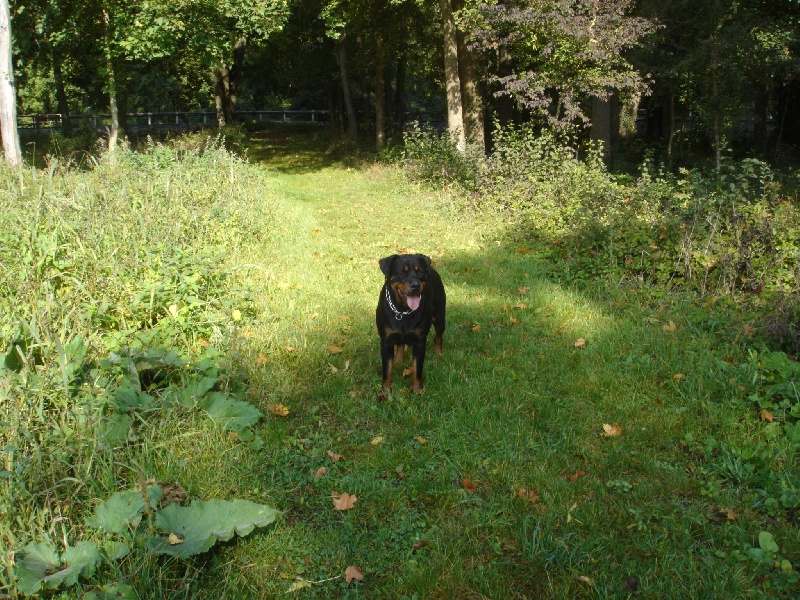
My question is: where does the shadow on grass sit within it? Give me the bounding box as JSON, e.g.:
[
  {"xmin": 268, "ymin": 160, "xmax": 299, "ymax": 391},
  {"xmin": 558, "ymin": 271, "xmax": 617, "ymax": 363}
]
[{"xmin": 243, "ymin": 123, "xmax": 372, "ymax": 174}]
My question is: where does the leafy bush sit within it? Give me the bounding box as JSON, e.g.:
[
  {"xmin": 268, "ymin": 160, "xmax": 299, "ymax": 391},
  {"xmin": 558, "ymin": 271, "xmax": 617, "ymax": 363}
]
[{"xmin": 401, "ymin": 128, "xmax": 481, "ymax": 190}]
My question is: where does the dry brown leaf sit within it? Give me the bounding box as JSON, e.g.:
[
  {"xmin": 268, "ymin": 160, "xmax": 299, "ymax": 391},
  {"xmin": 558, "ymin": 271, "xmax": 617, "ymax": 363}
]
[
  {"xmin": 268, "ymin": 403, "xmax": 289, "ymax": 417},
  {"xmin": 760, "ymin": 409, "xmax": 774, "ymax": 422},
  {"xmin": 568, "ymin": 470, "xmax": 588, "ymax": 482},
  {"xmin": 663, "ymin": 321, "xmax": 678, "ymax": 333},
  {"xmin": 345, "ymin": 565, "xmax": 364, "ymax": 584},
  {"xmin": 370, "ymin": 436, "xmax": 384, "ymax": 446},
  {"xmin": 256, "ymin": 353, "xmax": 269, "ymax": 365},
  {"xmin": 743, "ymin": 324, "xmax": 755, "ymax": 337},
  {"xmin": 197, "ymin": 338, "xmax": 211, "ymax": 347},
  {"xmin": 509, "ymin": 317, "xmax": 518, "ymax": 325},
  {"xmin": 332, "ymin": 492, "xmax": 357, "ymax": 511},
  {"xmin": 574, "ymin": 338, "xmax": 586, "ymax": 348},
  {"xmin": 737, "ymin": 385, "xmax": 747, "ymax": 392},
  {"xmin": 327, "ymin": 450, "xmax": 344, "ymax": 462},
  {"xmin": 284, "ymin": 346, "xmax": 296, "ymax": 352},
  {"xmin": 518, "ymin": 487, "xmax": 540, "ymax": 502},
  {"xmin": 472, "ymin": 324, "xmax": 482, "ymax": 333},
  {"xmin": 719, "ymin": 508, "xmax": 737, "ymax": 521},
  {"xmin": 312, "ymin": 467, "xmax": 328, "ymax": 478},
  {"xmin": 673, "ymin": 373, "xmax": 684, "ymax": 381},
  {"xmin": 461, "ymin": 479, "xmax": 479, "ymax": 493},
  {"xmin": 349, "ymin": 390, "xmax": 358, "ymax": 399},
  {"xmin": 412, "ymin": 540, "xmax": 431, "ymax": 549},
  {"xmin": 402, "ymin": 367, "xmax": 414, "ymax": 378},
  {"xmin": 327, "ymin": 345, "xmax": 344, "ymax": 354},
  {"xmin": 514, "ymin": 302, "xmax": 527, "ymax": 310},
  {"xmin": 577, "ymin": 576, "xmax": 596, "ymax": 585},
  {"xmin": 518, "ymin": 286, "xmax": 530, "ymax": 295},
  {"xmin": 602, "ymin": 423, "xmax": 622, "ymax": 437},
  {"xmin": 311, "ymin": 229, "xmax": 320, "ymax": 235},
  {"xmin": 413, "ymin": 436, "xmax": 428, "ymax": 445}
]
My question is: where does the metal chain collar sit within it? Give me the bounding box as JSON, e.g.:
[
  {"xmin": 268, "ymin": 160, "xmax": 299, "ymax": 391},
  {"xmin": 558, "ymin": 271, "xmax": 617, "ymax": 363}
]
[{"xmin": 385, "ymin": 286, "xmax": 419, "ymax": 320}]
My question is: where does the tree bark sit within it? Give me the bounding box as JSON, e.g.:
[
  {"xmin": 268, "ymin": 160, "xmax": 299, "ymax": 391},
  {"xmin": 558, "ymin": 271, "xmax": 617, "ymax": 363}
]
[
  {"xmin": 102, "ymin": 8, "xmax": 121, "ymax": 151},
  {"xmin": 213, "ymin": 65, "xmax": 231, "ymax": 127},
  {"xmin": 337, "ymin": 34, "xmax": 358, "ymax": 142},
  {"xmin": 439, "ymin": 0, "xmax": 465, "ymax": 151},
  {"xmin": 0, "ymin": 0, "xmax": 21, "ymax": 165},
  {"xmin": 228, "ymin": 36, "xmax": 246, "ymax": 117},
  {"xmin": 375, "ymin": 33, "xmax": 385, "ymax": 150},
  {"xmin": 453, "ymin": 0, "xmax": 484, "ymax": 151},
  {"xmin": 52, "ymin": 49, "xmax": 72, "ymax": 135}
]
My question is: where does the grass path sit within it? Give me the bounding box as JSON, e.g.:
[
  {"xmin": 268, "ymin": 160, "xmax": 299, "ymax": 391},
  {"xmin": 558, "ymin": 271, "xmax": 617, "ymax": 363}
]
[{"xmin": 188, "ymin": 130, "xmax": 796, "ymax": 598}]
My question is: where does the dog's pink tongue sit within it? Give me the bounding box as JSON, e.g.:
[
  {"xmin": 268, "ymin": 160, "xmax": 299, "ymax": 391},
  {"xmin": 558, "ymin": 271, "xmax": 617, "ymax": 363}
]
[{"xmin": 407, "ymin": 295, "xmax": 421, "ymax": 311}]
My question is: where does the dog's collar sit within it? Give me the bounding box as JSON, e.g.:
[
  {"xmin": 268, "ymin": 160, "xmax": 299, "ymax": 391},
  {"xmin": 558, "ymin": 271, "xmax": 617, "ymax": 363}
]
[{"xmin": 385, "ymin": 286, "xmax": 418, "ymax": 320}]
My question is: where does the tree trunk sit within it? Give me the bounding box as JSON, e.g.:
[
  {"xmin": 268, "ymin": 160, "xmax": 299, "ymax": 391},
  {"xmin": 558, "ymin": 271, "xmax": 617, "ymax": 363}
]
[
  {"xmin": 0, "ymin": 0, "xmax": 21, "ymax": 165},
  {"xmin": 52, "ymin": 49, "xmax": 72, "ymax": 135},
  {"xmin": 591, "ymin": 95, "xmax": 612, "ymax": 163},
  {"xmin": 666, "ymin": 92, "xmax": 675, "ymax": 167},
  {"xmin": 213, "ymin": 66, "xmax": 229, "ymax": 127},
  {"xmin": 439, "ymin": 0, "xmax": 465, "ymax": 151},
  {"xmin": 375, "ymin": 34, "xmax": 385, "ymax": 150},
  {"xmin": 337, "ymin": 35, "xmax": 358, "ymax": 142},
  {"xmin": 102, "ymin": 8, "xmax": 120, "ymax": 151},
  {"xmin": 228, "ymin": 36, "xmax": 246, "ymax": 117},
  {"xmin": 453, "ymin": 0, "xmax": 484, "ymax": 151},
  {"xmin": 393, "ymin": 50, "xmax": 407, "ymax": 136}
]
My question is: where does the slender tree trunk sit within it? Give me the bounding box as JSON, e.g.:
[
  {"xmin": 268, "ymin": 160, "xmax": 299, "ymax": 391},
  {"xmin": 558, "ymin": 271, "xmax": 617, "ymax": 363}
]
[
  {"xmin": 0, "ymin": 0, "xmax": 21, "ymax": 165},
  {"xmin": 52, "ymin": 49, "xmax": 72, "ymax": 135},
  {"xmin": 393, "ymin": 50, "xmax": 407, "ymax": 136},
  {"xmin": 337, "ymin": 35, "xmax": 358, "ymax": 142},
  {"xmin": 213, "ymin": 66, "xmax": 229, "ymax": 127},
  {"xmin": 439, "ymin": 0, "xmax": 465, "ymax": 151},
  {"xmin": 375, "ymin": 34, "xmax": 385, "ymax": 150},
  {"xmin": 453, "ymin": 0, "xmax": 484, "ymax": 151},
  {"xmin": 228, "ymin": 36, "xmax": 246, "ymax": 118},
  {"xmin": 102, "ymin": 8, "xmax": 120, "ymax": 151},
  {"xmin": 591, "ymin": 95, "xmax": 612, "ymax": 163}
]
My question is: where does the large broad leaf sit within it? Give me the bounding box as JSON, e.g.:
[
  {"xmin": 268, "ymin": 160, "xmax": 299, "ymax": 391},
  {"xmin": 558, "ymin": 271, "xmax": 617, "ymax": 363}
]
[
  {"xmin": 201, "ymin": 392, "xmax": 263, "ymax": 433},
  {"xmin": 146, "ymin": 499, "xmax": 279, "ymax": 559},
  {"xmin": 87, "ymin": 486, "xmax": 162, "ymax": 533},
  {"xmin": 168, "ymin": 376, "xmax": 218, "ymax": 408},
  {"xmin": 83, "ymin": 582, "xmax": 138, "ymax": 599},
  {"xmin": 15, "ymin": 541, "xmax": 101, "ymax": 595}
]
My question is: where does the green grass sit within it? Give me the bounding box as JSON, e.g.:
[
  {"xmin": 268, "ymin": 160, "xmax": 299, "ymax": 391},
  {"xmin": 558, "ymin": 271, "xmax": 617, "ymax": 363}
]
[{"xmin": 2, "ymin": 125, "xmax": 799, "ymax": 598}]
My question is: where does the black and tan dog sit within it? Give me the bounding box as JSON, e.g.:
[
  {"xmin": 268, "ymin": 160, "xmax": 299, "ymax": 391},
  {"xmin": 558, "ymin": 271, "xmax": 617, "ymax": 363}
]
[{"xmin": 376, "ymin": 254, "xmax": 446, "ymax": 393}]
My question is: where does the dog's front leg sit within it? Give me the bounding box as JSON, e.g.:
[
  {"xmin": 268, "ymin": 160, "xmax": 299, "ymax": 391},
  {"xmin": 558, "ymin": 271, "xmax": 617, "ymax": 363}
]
[
  {"xmin": 380, "ymin": 340, "xmax": 395, "ymax": 391},
  {"xmin": 411, "ymin": 340, "xmax": 426, "ymax": 393}
]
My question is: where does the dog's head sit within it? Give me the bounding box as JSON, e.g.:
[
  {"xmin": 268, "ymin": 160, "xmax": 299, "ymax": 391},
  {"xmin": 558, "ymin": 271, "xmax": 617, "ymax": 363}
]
[{"xmin": 379, "ymin": 254, "xmax": 432, "ymax": 312}]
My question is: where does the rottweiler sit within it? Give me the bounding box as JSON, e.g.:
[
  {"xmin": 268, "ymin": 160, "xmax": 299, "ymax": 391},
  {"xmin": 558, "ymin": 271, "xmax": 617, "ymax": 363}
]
[{"xmin": 376, "ymin": 253, "xmax": 446, "ymax": 393}]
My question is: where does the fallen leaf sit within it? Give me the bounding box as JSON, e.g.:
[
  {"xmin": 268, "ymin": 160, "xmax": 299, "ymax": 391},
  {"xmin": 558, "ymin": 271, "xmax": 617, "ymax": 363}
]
[
  {"xmin": 256, "ymin": 354, "xmax": 269, "ymax": 365},
  {"xmin": 284, "ymin": 346, "xmax": 296, "ymax": 352},
  {"xmin": 719, "ymin": 508, "xmax": 737, "ymax": 521},
  {"xmin": 402, "ymin": 367, "xmax": 414, "ymax": 378},
  {"xmin": 602, "ymin": 423, "xmax": 622, "ymax": 437},
  {"xmin": 568, "ymin": 470, "xmax": 588, "ymax": 482},
  {"xmin": 472, "ymin": 324, "xmax": 482, "ymax": 333},
  {"xmin": 327, "ymin": 345, "xmax": 344, "ymax": 354},
  {"xmin": 412, "ymin": 540, "xmax": 431, "ymax": 549},
  {"xmin": 312, "ymin": 467, "xmax": 327, "ymax": 478},
  {"xmin": 311, "ymin": 229, "xmax": 320, "ymax": 235},
  {"xmin": 349, "ymin": 390, "xmax": 358, "ymax": 399},
  {"xmin": 329, "ymin": 364, "xmax": 339, "ymax": 374},
  {"xmin": 286, "ymin": 579, "xmax": 313, "ymax": 593},
  {"xmin": 326, "ymin": 450, "xmax": 344, "ymax": 462},
  {"xmin": 345, "ymin": 565, "xmax": 364, "ymax": 583},
  {"xmin": 268, "ymin": 403, "xmax": 290, "ymax": 417},
  {"xmin": 574, "ymin": 338, "xmax": 586, "ymax": 348},
  {"xmin": 518, "ymin": 488, "xmax": 540, "ymax": 502},
  {"xmin": 197, "ymin": 338, "xmax": 210, "ymax": 347},
  {"xmin": 413, "ymin": 436, "xmax": 427, "ymax": 445},
  {"xmin": 461, "ymin": 479, "xmax": 479, "ymax": 493},
  {"xmin": 332, "ymin": 492, "xmax": 357, "ymax": 511},
  {"xmin": 509, "ymin": 317, "xmax": 518, "ymax": 325},
  {"xmin": 760, "ymin": 409, "xmax": 774, "ymax": 422},
  {"xmin": 518, "ymin": 286, "xmax": 530, "ymax": 295},
  {"xmin": 743, "ymin": 324, "xmax": 754, "ymax": 337},
  {"xmin": 514, "ymin": 302, "xmax": 527, "ymax": 310},
  {"xmin": 370, "ymin": 436, "xmax": 384, "ymax": 446},
  {"xmin": 737, "ymin": 385, "xmax": 746, "ymax": 392},
  {"xmin": 232, "ymin": 309, "xmax": 242, "ymax": 322},
  {"xmin": 673, "ymin": 373, "xmax": 684, "ymax": 381},
  {"xmin": 663, "ymin": 321, "xmax": 678, "ymax": 332},
  {"xmin": 576, "ymin": 576, "xmax": 595, "ymax": 585},
  {"xmin": 167, "ymin": 532, "xmax": 184, "ymax": 545}
]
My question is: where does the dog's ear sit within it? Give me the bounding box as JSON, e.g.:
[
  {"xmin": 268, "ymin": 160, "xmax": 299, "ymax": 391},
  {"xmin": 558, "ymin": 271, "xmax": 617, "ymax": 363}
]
[
  {"xmin": 417, "ymin": 254, "xmax": 432, "ymax": 268},
  {"xmin": 379, "ymin": 255, "xmax": 397, "ymax": 277}
]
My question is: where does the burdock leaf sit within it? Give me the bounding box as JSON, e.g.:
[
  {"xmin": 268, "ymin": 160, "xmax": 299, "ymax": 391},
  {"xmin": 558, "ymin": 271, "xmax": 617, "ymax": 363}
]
[
  {"xmin": 202, "ymin": 392, "xmax": 263, "ymax": 432},
  {"xmin": 147, "ymin": 499, "xmax": 279, "ymax": 559},
  {"xmin": 87, "ymin": 491, "xmax": 147, "ymax": 534},
  {"xmin": 15, "ymin": 541, "xmax": 101, "ymax": 595}
]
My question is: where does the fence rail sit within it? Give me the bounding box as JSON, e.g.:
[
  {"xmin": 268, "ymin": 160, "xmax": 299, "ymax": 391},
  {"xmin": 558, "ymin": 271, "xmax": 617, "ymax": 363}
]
[{"xmin": 18, "ymin": 110, "xmax": 331, "ymax": 133}]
